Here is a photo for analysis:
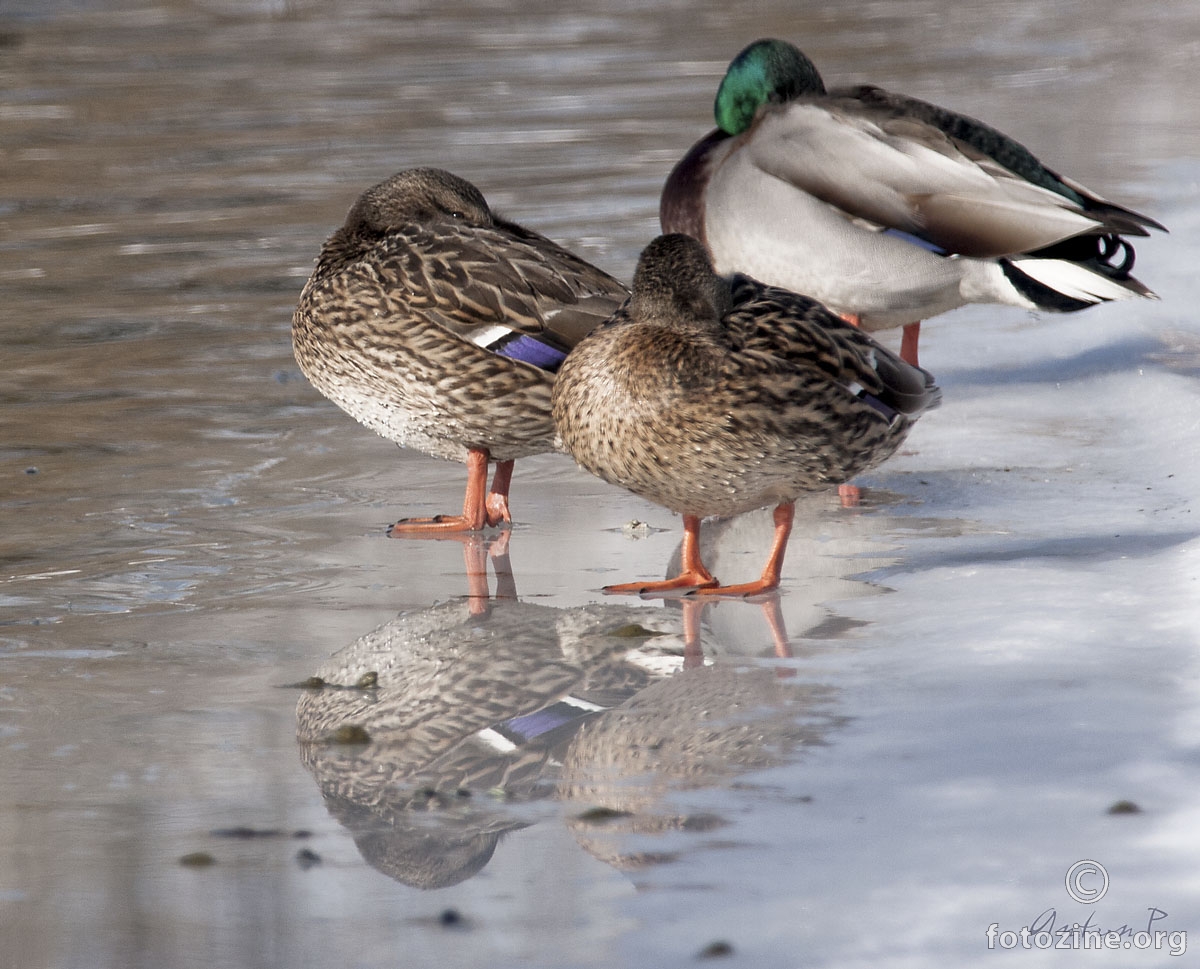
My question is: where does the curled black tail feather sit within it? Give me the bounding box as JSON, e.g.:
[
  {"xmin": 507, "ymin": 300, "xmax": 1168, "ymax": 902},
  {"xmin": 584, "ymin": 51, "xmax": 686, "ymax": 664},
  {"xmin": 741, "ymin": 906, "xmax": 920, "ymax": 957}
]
[{"xmin": 1028, "ymin": 232, "xmax": 1136, "ymax": 279}]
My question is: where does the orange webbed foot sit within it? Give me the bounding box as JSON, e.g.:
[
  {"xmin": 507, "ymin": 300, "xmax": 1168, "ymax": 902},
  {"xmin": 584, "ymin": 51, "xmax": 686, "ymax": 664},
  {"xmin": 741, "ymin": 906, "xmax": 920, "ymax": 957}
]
[
  {"xmin": 387, "ymin": 514, "xmax": 486, "ymax": 537},
  {"xmin": 602, "ymin": 570, "xmax": 720, "ymax": 597},
  {"xmin": 691, "ymin": 577, "xmax": 781, "ymax": 598},
  {"xmin": 387, "ymin": 447, "xmax": 495, "ymax": 538}
]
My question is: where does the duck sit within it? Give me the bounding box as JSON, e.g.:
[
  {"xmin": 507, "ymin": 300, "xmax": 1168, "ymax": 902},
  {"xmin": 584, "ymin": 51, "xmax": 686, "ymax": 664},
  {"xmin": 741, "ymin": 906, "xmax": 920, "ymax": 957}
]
[
  {"xmin": 659, "ymin": 38, "xmax": 1166, "ymax": 367},
  {"xmin": 294, "ymin": 546, "xmax": 698, "ymax": 886},
  {"xmin": 551, "ymin": 233, "xmax": 941, "ymax": 597},
  {"xmin": 292, "ymin": 167, "xmax": 629, "ymax": 535}
]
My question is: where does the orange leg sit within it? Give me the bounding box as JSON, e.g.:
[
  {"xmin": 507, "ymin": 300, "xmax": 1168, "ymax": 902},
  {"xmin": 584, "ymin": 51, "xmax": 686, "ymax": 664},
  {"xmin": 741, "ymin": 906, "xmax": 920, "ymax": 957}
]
[
  {"xmin": 485, "ymin": 459, "xmax": 514, "ymax": 527},
  {"xmin": 839, "ymin": 312, "xmax": 862, "ymax": 328},
  {"xmin": 388, "ymin": 448, "xmax": 491, "ymax": 536},
  {"xmin": 900, "ymin": 321, "xmax": 921, "ymax": 368},
  {"xmin": 694, "ymin": 502, "xmax": 793, "ymax": 598},
  {"xmin": 603, "ymin": 514, "xmax": 720, "ymax": 595}
]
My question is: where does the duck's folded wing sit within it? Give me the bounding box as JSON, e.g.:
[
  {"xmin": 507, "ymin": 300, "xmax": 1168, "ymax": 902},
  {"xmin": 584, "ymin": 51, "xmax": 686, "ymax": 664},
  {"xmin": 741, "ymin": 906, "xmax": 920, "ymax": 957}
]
[
  {"xmin": 840, "ymin": 84, "xmax": 1165, "ymax": 236},
  {"xmin": 366, "ymin": 222, "xmax": 628, "ymax": 367},
  {"xmin": 728, "ymin": 275, "xmax": 941, "ymax": 419},
  {"xmin": 745, "ymin": 101, "xmax": 1111, "ymax": 258}
]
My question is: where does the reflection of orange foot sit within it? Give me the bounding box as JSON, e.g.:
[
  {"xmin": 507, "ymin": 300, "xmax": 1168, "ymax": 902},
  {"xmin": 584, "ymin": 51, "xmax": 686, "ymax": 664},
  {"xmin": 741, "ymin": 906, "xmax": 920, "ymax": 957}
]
[
  {"xmin": 460, "ymin": 532, "xmax": 518, "ymax": 616},
  {"xmin": 680, "ymin": 597, "xmax": 708, "ymax": 668},
  {"xmin": 838, "ymin": 483, "xmax": 861, "ymax": 508},
  {"xmin": 679, "ymin": 593, "xmax": 792, "ymax": 669},
  {"xmin": 462, "ymin": 536, "xmax": 492, "ymax": 616},
  {"xmin": 487, "ymin": 531, "xmax": 516, "ymax": 600},
  {"xmin": 756, "ymin": 594, "xmax": 798, "ymax": 677},
  {"xmin": 485, "ymin": 528, "xmax": 511, "ymax": 559}
]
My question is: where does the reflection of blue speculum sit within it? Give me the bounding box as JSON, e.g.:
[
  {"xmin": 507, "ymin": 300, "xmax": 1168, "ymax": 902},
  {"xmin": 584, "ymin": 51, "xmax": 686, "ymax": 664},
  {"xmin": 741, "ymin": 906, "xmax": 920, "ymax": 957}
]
[{"xmin": 295, "ymin": 540, "xmax": 844, "ymax": 884}]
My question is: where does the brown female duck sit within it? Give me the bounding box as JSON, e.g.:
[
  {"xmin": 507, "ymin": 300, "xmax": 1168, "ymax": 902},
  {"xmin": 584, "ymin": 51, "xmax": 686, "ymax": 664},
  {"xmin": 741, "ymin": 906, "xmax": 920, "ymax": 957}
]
[
  {"xmin": 292, "ymin": 167, "xmax": 629, "ymax": 534},
  {"xmin": 552, "ymin": 233, "xmax": 941, "ymax": 597}
]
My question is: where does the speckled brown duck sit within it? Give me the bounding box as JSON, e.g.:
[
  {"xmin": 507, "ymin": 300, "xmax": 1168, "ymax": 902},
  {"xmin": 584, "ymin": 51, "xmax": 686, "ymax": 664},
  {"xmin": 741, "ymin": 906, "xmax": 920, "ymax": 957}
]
[
  {"xmin": 551, "ymin": 233, "xmax": 942, "ymax": 597},
  {"xmin": 295, "ymin": 593, "xmax": 695, "ymax": 888},
  {"xmin": 292, "ymin": 167, "xmax": 629, "ymax": 534}
]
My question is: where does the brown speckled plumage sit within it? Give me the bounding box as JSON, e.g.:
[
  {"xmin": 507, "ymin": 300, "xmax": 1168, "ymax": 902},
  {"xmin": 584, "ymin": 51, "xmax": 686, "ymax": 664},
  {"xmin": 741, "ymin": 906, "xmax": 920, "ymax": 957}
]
[
  {"xmin": 294, "ymin": 596, "xmax": 693, "ymax": 887},
  {"xmin": 552, "ymin": 233, "xmax": 941, "ymax": 596},
  {"xmin": 292, "ymin": 168, "xmax": 629, "ymax": 532}
]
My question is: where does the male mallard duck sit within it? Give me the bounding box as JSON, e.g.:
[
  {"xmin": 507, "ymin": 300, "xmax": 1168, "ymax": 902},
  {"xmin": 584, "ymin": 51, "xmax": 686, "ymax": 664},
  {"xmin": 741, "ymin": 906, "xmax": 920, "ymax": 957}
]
[
  {"xmin": 292, "ymin": 167, "xmax": 629, "ymax": 534},
  {"xmin": 551, "ymin": 233, "xmax": 941, "ymax": 597},
  {"xmin": 660, "ymin": 38, "xmax": 1166, "ymax": 367}
]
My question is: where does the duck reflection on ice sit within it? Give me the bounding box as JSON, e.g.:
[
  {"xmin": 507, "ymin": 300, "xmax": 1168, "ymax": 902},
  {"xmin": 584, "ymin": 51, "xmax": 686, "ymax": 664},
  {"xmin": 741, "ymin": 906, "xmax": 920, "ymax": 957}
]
[{"xmin": 296, "ymin": 532, "xmax": 867, "ymax": 886}]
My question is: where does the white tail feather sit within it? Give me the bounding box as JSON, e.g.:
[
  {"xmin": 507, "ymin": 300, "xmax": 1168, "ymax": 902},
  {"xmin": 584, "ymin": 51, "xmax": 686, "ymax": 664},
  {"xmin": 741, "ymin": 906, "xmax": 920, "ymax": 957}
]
[{"xmin": 1008, "ymin": 258, "xmax": 1148, "ymax": 304}]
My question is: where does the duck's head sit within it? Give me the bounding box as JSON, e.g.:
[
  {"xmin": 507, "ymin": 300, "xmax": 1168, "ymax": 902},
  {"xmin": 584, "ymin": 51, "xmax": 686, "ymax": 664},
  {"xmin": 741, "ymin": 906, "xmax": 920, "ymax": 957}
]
[
  {"xmin": 344, "ymin": 167, "xmax": 495, "ymax": 237},
  {"xmin": 714, "ymin": 39, "xmax": 825, "ymax": 136},
  {"xmin": 631, "ymin": 234, "xmax": 733, "ymax": 327}
]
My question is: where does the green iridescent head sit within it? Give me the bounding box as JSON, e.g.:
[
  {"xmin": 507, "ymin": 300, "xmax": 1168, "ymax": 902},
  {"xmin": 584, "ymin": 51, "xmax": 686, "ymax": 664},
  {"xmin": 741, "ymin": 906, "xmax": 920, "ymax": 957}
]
[{"xmin": 714, "ymin": 39, "xmax": 826, "ymax": 135}]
